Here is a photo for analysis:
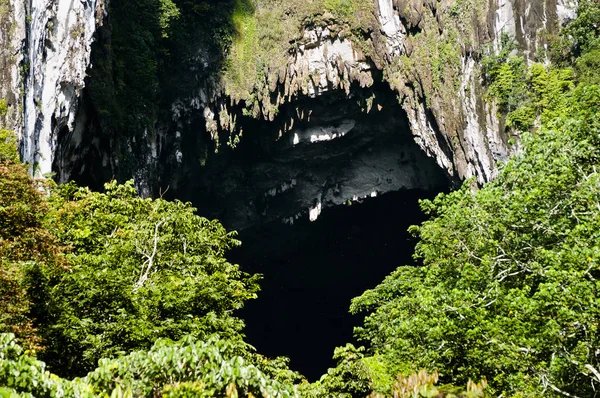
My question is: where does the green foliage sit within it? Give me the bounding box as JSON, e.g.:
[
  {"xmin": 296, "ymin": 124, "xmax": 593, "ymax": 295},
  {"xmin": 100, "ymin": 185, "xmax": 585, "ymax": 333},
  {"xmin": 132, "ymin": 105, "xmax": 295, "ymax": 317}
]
[
  {"xmin": 221, "ymin": 0, "xmax": 376, "ymax": 109},
  {"xmin": 0, "ymin": 129, "xmax": 18, "ymax": 163},
  {"xmin": 562, "ymin": 0, "xmax": 600, "ymax": 86},
  {"xmin": 85, "ymin": 335, "xmax": 297, "ymax": 397},
  {"xmin": 3, "ymin": 3, "xmax": 600, "ymax": 397},
  {"xmin": 0, "ymin": 162, "xmax": 58, "ymax": 350},
  {"xmin": 550, "ymin": 0, "xmax": 600, "ymax": 65},
  {"xmin": 0, "ymin": 99, "xmax": 7, "ymax": 117},
  {"xmin": 224, "ymin": 0, "xmax": 259, "ymax": 99},
  {"xmin": 482, "ymin": 36, "xmax": 575, "ymax": 132},
  {"xmin": 36, "ymin": 180, "xmax": 260, "ymax": 376},
  {"xmin": 0, "ymin": 163, "xmax": 51, "ymax": 261},
  {"xmin": 527, "ymin": 64, "xmax": 574, "ymax": 124},
  {"xmin": 0, "ymin": 333, "xmax": 85, "ymax": 397},
  {"xmin": 158, "ymin": 0, "xmax": 180, "ymax": 38},
  {"xmin": 89, "ymin": 0, "xmax": 163, "ymax": 137},
  {"xmin": 323, "ymin": 0, "xmax": 358, "ymax": 22},
  {"xmin": 303, "ymin": 347, "xmax": 489, "ymax": 397},
  {"xmin": 305, "ymin": 351, "xmax": 488, "ymax": 398},
  {"xmin": 302, "ymin": 344, "xmax": 373, "ymax": 397},
  {"xmin": 350, "ymin": 70, "xmax": 600, "ymax": 398},
  {"xmin": 0, "ymin": 0, "xmax": 9, "ymax": 18},
  {"xmin": 574, "ymin": 45, "xmax": 600, "ymax": 86},
  {"xmin": 86, "ymin": 0, "xmax": 235, "ymax": 179},
  {"xmin": 482, "ymin": 35, "xmax": 529, "ymax": 117},
  {"xmin": 0, "ymin": 333, "xmax": 298, "ymax": 397},
  {"xmin": 485, "ymin": 56, "xmax": 528, "ymax": 114},
  {"xmin": 390, "ymin": 23, "xmax": 464, "ymax": 103},
  {"xmin": 0, "ymin": 100, "xmax": 17, "ymax": 163}
]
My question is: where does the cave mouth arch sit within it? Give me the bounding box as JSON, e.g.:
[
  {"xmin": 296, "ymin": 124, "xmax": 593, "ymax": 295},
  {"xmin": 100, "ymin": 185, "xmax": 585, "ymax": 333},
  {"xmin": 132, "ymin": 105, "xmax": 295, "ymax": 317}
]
[
  {"xmin": 194, "ymin": 82, "xmax": 452, "ymax": 380},
  {"xmin": 229, "ymin": 188, "xmax": 447, "ymax": 380}
]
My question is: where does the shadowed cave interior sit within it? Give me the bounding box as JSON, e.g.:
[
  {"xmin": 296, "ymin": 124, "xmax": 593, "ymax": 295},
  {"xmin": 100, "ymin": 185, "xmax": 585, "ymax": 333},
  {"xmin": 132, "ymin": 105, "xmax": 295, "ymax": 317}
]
[
  {"xmin": 192, "ymin": 86, "xmax": 453, "ymax": 381},
  {"xmin": 229, "ymin": 188, "xmax": 446, "ymax": 381}
]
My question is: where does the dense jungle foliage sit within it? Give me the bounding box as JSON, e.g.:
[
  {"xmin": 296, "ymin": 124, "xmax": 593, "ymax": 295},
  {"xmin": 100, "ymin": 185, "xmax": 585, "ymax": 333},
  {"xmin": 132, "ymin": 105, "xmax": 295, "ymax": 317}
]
[
  {"xmin": 0, "ymin": 158, "xmax": 301, "ymax": 396},
  {"xmin": 311, "ymin": 1, "xmax": 600, "ymax": 396},
  {"xmin": 1, "ymin": 0, "xmax": 600, "ymax": 397}
]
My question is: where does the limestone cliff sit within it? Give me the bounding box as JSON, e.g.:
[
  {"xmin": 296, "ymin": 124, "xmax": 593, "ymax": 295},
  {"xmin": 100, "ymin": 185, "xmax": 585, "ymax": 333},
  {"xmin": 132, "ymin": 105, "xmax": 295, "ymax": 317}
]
[
  {"xmin": 0, "ymin": 0, "xmax": 579, "ymax": 226},
  {"xmin": 0, "ymin": 0, "xmax": 105, "ymax": 176},
  {"xmin": 201, "ymin": 0, "xmax": 578, "ymax": 184}
]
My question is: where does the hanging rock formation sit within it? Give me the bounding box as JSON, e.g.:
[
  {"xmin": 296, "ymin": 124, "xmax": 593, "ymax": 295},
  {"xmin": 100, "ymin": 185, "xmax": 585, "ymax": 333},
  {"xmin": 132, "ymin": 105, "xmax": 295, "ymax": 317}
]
[
  {"xmin": 0, "ymin": 0, "xmax": 106, "ymax": 175},
  {"xmin": 0, "ymin": 0, "xmax": 578, "ymax": 226},
  {"xmin": 200, "ymin": 0, "xmax": 578, "ymax": 184}
]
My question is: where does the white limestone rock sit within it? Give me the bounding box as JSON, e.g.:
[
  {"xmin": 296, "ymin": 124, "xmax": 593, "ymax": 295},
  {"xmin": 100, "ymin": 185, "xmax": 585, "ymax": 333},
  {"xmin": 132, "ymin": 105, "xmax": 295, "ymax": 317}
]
[
  {"xmin": 378, "ymin": 0, "xmax": 405, "ymax": 57},
  {"xmin": 16, "ymin": 0, "xmax": 106, "ymax": 175}
]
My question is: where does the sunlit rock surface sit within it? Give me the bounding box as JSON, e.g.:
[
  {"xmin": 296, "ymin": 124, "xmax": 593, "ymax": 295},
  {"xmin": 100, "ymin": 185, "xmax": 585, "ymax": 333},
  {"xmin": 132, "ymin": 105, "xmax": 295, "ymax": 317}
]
[
  {"xmin": 0, "ymin": 0, "xmax": 105, "ymax": 175},
  {"xmin": 199, "ymin": 0, "xmax": 577, "ymax": 186}
]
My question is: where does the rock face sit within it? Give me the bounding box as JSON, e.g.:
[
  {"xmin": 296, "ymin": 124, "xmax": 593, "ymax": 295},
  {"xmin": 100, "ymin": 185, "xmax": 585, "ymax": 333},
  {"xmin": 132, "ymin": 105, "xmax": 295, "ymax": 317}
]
[
  {"xmin": 0, "ymin": 0, "xmax": 105, "ymax": 175},
  {"xmin": 0, "ymin": 0, "xmax": 579, "ymax": 227},
  {"xmin": 0, "ymin": 0, "xmax": 26, "ymax": 137},
  {"xmin": 189, "ymin": 88, "xmax": 448, "ymax": 230},
  {"xmin": 213, "ymin": 0, "xmax": 578, "ymax": 185}
]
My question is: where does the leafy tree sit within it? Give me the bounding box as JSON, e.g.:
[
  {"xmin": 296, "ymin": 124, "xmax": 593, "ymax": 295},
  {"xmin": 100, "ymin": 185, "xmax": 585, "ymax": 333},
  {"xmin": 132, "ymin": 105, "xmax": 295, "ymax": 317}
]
[
  {"xmin": 482, "ymin": 35, "xmax": 529, "ymax": 116},
  {"xmin": 301, "ymin": 344, "xmax": 374, "ymax": 398},
  {"xmin": 551, "ymin": 0, "xmax": 600, "ymax": 64},
  {"xmin": 350, "ymin": 57, "xmax": 600, "ymax": 398},
  {"xmin": 0, "ymin": 332, "xmax": 298, "ymax": 397},
  {"xmin": 84, "ymin": 335, "xmax": 297, "ymax": 397},
  {"xmin": 0, "ymin": 128, "xmax": 18, "ymax": 163},
  {"xmin": 302, "ymin": 346, "xmax": 488, "ymax": 398},
  {"xmin": 38, "ymin": 181, "xmax": 260, "ymax": 376},
  {"xmin": 482, "ymin": 36, "xmax": 575, "ymax": 133},
  {"xmin": 0, "ymin": 160, "xmax": 61, "ymax": 351}
]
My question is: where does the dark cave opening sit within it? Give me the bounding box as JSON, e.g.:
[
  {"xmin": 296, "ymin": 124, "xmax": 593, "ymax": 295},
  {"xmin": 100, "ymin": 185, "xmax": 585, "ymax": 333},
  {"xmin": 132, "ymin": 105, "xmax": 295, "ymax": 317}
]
[
  {"xmin": 229, "ymin": 188, "xmax": 446, "ymax": 381},
  {"xmin": 52, "ymin": 59, "xmax": 452, "ymax": 380}
]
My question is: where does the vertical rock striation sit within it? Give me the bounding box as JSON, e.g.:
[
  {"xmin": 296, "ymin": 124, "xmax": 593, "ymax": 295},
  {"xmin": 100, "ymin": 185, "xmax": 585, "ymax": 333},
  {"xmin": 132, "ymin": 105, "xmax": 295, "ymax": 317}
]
[
  {"xmin": 0, "ymin": 0, "xmax": 26, "ymax": 135},
  {"xmin": 0, "ymin": 0, "xmax": 580, "ymax": 209},
  {"xmin": 0, "ymin": 0, "xmax": 105, "ymax": 175}
]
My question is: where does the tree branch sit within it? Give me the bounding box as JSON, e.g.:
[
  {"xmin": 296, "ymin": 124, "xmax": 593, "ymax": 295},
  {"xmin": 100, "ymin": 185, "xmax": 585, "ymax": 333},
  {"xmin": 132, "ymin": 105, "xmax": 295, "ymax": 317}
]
[
  {"xmin": 133, "ymin": 221, "xmax": 163, "ymax": 291},
  {"xmin": 585, "ymin": 364, "xmax": 600, "ymax": 385}
]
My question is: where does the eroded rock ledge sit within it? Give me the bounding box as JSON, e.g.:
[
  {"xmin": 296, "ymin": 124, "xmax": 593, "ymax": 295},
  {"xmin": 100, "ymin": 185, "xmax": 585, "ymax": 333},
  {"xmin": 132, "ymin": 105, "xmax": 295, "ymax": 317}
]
[
  {"xmin": 188, "ymin": 85, "xmax": 447, "ymax": 230},
  {"xmin": 192, "ymin": 0, "xmax": 577, "ymax": 185}
]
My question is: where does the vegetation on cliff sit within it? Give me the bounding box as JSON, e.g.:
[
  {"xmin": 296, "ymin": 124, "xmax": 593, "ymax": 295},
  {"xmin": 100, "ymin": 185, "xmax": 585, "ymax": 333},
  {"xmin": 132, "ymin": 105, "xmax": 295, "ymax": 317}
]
[
  {"xmin": 83, "ymin": 0, "xmax": 236, "ymax": 183},
  {"xmin": 222, "ymin": 0, "xmax": 377, "ymax": 102},
  {"xmin": 310, "ymin": 1, "xmax": 600, "ymax": 396},
  {"xmin": 1, "ymin": 0, "xmax": 600, "ymax": 397}
]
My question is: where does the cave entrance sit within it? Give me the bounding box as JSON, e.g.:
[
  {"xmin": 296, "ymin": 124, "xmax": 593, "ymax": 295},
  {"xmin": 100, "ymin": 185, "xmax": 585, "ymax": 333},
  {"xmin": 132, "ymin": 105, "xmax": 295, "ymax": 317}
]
[
  {"xmin": 229, "ymin": 188, "xmax": 446, "ymax": 380},
  {"xmin": 198, "ymin": 81, "xmax": 451, "ymax": 380}
]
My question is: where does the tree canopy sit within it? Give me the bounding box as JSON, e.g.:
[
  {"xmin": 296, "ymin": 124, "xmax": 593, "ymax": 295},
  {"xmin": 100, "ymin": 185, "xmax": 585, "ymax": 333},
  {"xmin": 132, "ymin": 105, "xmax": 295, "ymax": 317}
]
[
  {"xmin": 39, "ymin": 180, "xmax": 261, "ymax": 375},
  {"xmin": 1, "ymin": 1, "xmax": 600, "ymax": 397},
  {"xmin": 330, "ymin": 2, "xmax": 600, "ymax": 396},
  {"xmin": 0, "ymin": 166, "xmax": 299, "ymax": 396}
]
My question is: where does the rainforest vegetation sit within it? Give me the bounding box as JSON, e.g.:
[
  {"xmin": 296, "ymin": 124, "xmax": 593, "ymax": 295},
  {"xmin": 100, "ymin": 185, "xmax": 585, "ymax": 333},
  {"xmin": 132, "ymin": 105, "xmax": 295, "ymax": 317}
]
[{"xmin": 1, "ymin": 0, "xmax": 600, "ymax": 397}]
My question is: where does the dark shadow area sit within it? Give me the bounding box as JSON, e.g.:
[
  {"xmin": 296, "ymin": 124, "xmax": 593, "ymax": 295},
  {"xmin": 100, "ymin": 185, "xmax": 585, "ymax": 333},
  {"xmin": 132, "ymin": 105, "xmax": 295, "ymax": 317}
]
[
  {"xmin": 229, "ymin": 188, "xmax": 446, "ymax": 381},
  {"xmin": 175, "ymin": 78, "xmax": 449, "ymax": 231},
  {"xmin": 53, "ymin": 0, "xmax": 244, "ymax": 191}
]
